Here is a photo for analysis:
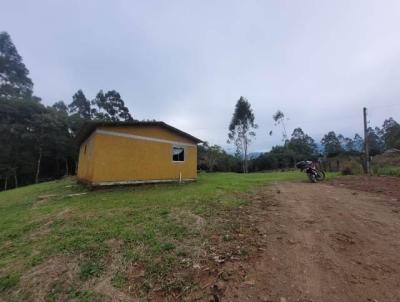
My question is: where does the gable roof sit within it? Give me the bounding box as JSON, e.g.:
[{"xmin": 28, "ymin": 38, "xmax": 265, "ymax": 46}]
[{"xmin": 75, "ymin": 121, "xmax": 203, "ymax": 146}]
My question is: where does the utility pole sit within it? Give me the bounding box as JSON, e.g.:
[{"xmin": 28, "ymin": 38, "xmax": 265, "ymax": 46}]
[{"xmin": 363, "ymin": 107, "xmax": 370, "ymax": 174}]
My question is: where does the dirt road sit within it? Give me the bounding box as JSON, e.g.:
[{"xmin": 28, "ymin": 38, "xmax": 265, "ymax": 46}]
[{"xmin": 222, "ymin": 182, "xmax": 400, "ymax": 302}]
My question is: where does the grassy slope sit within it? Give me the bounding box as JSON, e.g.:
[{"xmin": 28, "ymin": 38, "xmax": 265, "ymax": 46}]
[{"xmin": 0, "ymin": 171, "xmax": 306, "ymax": 299}]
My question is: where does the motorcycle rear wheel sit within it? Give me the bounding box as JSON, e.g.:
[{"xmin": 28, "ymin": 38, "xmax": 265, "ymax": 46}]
[{"xmin": 308, "ymin": 173, "xmax": 317, "ymax": 183}]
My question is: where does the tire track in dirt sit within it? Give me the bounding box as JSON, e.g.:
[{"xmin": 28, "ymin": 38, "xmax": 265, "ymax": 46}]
[{"xmin": 223, "ymin": 182, "xmax": 400, "ymax": 302}]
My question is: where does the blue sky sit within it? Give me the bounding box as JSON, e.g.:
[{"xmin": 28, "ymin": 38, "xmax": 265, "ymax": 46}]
[{"xmin": 2, "ymin": 0, "xmax": 400, "ymax": 152}]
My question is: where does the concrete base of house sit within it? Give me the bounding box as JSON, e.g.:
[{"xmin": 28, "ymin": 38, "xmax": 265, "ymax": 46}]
[{"xmin": 77, "ymin": 178, "xmax": 197, "ymax": 188}]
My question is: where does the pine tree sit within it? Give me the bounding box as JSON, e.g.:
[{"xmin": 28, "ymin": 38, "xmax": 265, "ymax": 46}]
[{"xmin": 0, "ymin": 32, "xmax": 33, "ymax": 99}]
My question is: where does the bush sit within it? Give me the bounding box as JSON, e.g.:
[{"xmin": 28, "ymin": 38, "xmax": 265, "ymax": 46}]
[
  {"xmin": 341, "ymin": 167, "xmax": 353, "ymax": 175},
  {"xmin": 374, "ymin": 166, "xmax": 400, "ymax": 177}
]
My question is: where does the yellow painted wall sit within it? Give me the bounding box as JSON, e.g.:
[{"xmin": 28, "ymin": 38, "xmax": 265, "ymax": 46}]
[
  {"xmin": 77, "ymin": 133, "xmax": 96, "ymax": 182},
  {"xmin": 77, "ymin": 125, "xmax": 198, "ymax": 184}
]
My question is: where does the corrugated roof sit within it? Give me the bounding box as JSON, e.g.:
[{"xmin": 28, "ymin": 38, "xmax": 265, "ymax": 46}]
[{"xmin": 75, "ymin": 121, "xmax": 203, "ymax": 146}]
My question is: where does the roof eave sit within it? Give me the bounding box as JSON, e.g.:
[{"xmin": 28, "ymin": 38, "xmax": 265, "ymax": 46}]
[{"xmin": 75, "ymin": 121, "xmax": 203, "ymax": 146}]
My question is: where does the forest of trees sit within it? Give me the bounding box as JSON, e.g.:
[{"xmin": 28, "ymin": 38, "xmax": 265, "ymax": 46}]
[
  {"xmin": 1, "ymin": 31, "xmax": 400, "ymax": 190},
  {"xmin": 199, "ymin": 118, "xmax": 400, "ymax": 173},
  {"xmin": 198, "ymin": 103, "xmax": 400, "ymax": 173},
  {"xmin": 0, "ymin": 32, "xmax": 134, "ymax": 190}
]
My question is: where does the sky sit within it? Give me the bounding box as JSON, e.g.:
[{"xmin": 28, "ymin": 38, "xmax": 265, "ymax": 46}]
[{"xmin": 2, "ymin": 0, "xmax": 400, "ymax": 153}]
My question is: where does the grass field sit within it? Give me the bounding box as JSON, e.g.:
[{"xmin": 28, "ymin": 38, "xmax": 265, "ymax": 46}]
[
  {"xmin": 0, "ymin": 171, "xmax": 307, "ymax": 301},
  {"xmin": 373, "ymin": 165, "xmax": 400, "ymax": 177}
]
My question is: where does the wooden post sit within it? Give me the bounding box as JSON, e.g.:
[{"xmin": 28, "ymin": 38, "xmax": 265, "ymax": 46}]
[{"xmin": 363, "ymin": 107, "xmax": 370, "ymax": 174}]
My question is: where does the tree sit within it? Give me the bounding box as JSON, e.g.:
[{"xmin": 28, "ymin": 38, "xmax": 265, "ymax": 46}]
[
  {"xmin": 228, "ymin": 96, "xmax": 258, "ymax": 173},
  {"xmin": 0, "ymin": 32, "xmax": 33, "ymax": 99},
  {"xmin": 52, "ymin": 100, "xmax": 68, "ymax": 113},
  {"xmin": 198, "ymin": 142, "xmax": 224, "ymax": 172},
  {"xmin": 288, "ymin": 127, "xmax": 317, "ymax": 159},
  {"xmin": 68, "ymin": 90, "xmax": 91, "ymax": 119},
  {"xmin": 0, "ymin": 96, "xmax": 77, "ymax": 189},
  {"xmin": 31, "ymin": 107, "xmax": 74, "ymax": 182},
  {"xmin": 337, "ymin": 134, "xmax": 346, "ymax": 150},
  {"xmin": 32, "ymin": 111, "xmax": 54, "ymax": 183},
  {"xmin": 381, "ymin": 118, "xmax": 400, "ymax": 149},
  {"xmin": 353, "ymin": 134, "xmax": 364, "ymax": 153},
  {"xmin": 272, "ymin": 110, "xmax": 289, "ymax": 143},
  {"xmin": 251, "ymin": 145, "xmax": 299, "ymax": 171},
  {"xmin": 48, "ymin": 104, "xmax": 75, "ymax": 175},
  {"xmin": 0, "ymin": 98, "xmax": 43, "ymax": 188},
  {"xmin": 228, "ymin": 97, "xmax": 257, "ymax": 173},
  {"xmin": 92, "ymin": 90, "xmax": 133, "ymax": 121},
  {"xmin": 251, "ymin": 152, "xmax": 278, "ymax": 171},
  {"xmin": 321, "ymin": 131, "xmax": 342, "ymax": 157},
  {"xmin": 366, "ymin": 127, "xmax": 384, "ymax": 156}
]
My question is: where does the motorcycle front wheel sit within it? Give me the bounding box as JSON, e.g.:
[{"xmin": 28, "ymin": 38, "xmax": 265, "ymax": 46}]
[{"xmin": 316, "ymin": 171, "xmax": 326, "ymax": 181}]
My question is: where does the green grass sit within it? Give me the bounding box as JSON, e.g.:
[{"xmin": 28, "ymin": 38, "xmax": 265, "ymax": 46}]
[
  {"xmin": 373, "ymin": 165, "xmax": 400, "ymax": 177},
  {"xmin": 111, "ymin": 271, "xmax": 128, "ymax": 289},
  {"xmin": 0, "ymin": 274, "xmax": 19, "ymax": 292},
  {"xmin": 0, "ymin": 171, "xmax": 308, "ymax": 298}
]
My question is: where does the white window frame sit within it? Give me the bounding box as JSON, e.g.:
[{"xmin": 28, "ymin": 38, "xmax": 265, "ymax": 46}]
[{"xmin": 172, "ymin": 145, "xmax": 185, "ymax": 162}]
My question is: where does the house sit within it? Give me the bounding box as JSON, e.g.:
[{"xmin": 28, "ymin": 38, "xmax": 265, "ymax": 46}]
[{"xmin": 75, "ymin": 121, "xmax": 202, "ymax": 186}]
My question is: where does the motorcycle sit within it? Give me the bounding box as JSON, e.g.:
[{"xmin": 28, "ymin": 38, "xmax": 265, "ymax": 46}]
[{"xmin": 296, "ymin": 160, "xmax": 325, "ymax": 183}]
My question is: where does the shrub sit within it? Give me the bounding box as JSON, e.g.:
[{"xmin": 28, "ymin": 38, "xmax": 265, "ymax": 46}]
[
  {"xmin": 341, "ymin": 167, "xmax": 353, "ymax": 175},
  {"xmin": 374, "ymin": 166, "xmax": 400, "ymax": 177}
]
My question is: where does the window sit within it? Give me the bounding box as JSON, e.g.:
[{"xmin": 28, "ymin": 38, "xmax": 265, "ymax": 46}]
[{"xmin": 172, "ymin": 146, "xmax": 185, "ymax": 162}]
